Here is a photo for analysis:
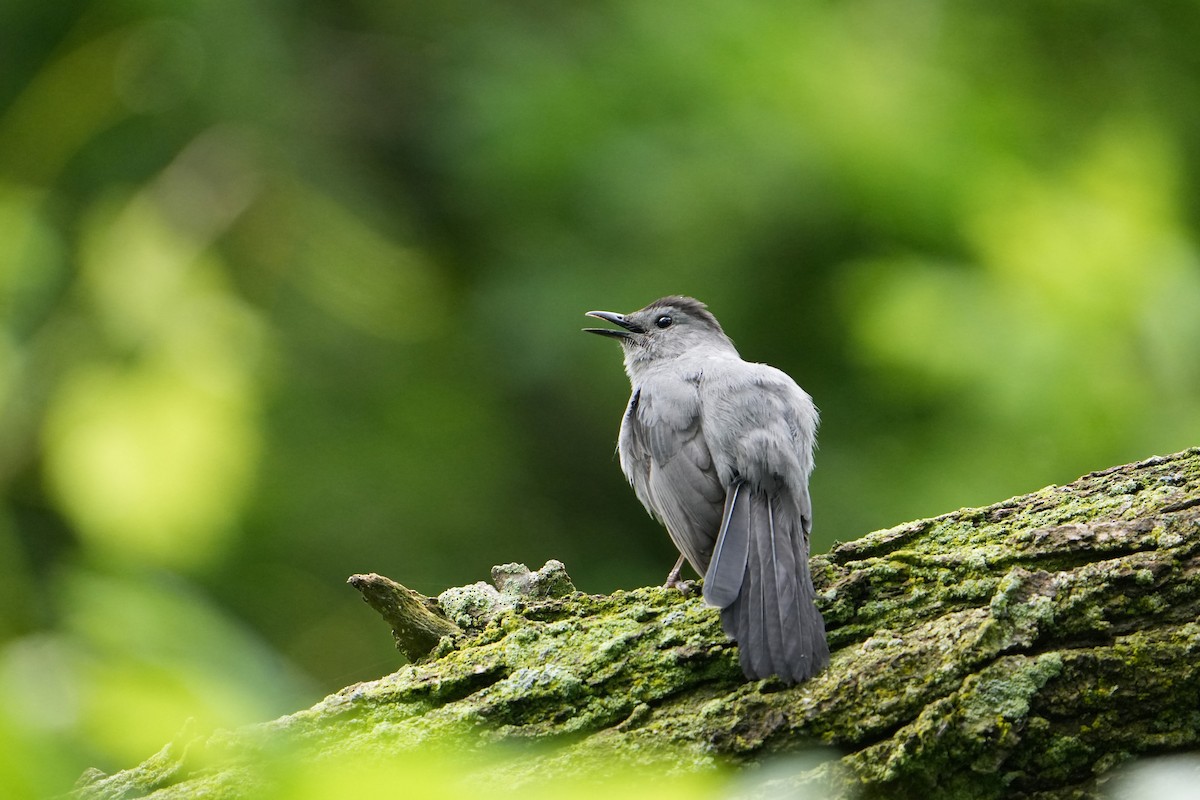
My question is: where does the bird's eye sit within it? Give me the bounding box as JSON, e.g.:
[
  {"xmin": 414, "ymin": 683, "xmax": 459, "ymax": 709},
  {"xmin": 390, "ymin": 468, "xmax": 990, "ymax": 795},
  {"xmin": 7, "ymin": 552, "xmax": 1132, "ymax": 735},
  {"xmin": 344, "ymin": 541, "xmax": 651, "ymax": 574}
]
[{"xmin": 655, "ymin": 314, "xmax": 673, "ymax": 329}]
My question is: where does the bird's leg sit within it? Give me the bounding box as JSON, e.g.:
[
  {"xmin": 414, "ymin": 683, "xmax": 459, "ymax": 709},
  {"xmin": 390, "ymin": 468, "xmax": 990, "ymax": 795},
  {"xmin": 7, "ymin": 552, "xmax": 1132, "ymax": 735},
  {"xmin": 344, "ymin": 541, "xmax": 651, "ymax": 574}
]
[{"xmin": 663, "ymin": 554, "xmax": 687, "ymax": 590}]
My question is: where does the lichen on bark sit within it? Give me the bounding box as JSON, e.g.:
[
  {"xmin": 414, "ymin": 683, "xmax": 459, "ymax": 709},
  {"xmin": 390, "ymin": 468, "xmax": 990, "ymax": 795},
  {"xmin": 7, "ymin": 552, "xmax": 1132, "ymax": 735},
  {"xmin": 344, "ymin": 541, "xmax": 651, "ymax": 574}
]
[{"xmin": 76, "ymin": 447, "xmax": 1200, "ymax": 800}]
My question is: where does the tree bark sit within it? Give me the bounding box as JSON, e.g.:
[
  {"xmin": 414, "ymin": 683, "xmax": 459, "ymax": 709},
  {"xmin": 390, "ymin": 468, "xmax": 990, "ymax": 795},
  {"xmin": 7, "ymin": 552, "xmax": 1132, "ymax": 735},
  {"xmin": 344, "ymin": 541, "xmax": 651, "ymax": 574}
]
[
  {"xmin": 346, "ymin": 572, "xmax": 462, "ymax": 661},
  {"xmin": 76, "ymin": 447, "xmax": 1200, "ymax": 799}
]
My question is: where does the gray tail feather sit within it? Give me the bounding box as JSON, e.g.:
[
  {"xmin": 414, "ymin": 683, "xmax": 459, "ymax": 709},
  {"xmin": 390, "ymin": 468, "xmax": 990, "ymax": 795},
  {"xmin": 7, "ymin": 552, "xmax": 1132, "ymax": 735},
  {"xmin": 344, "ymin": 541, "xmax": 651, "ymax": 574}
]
[{"xmin": 719, "ymin": 490, "xmax": 829, "ymax": 684}]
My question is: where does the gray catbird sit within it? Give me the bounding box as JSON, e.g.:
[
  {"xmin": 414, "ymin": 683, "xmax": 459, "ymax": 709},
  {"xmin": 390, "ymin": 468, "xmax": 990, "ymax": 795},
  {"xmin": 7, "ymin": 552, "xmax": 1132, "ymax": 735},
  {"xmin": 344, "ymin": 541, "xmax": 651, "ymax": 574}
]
[{"xmin": 584, "ymin": 296, "xmax": 829, "ymax": 684}]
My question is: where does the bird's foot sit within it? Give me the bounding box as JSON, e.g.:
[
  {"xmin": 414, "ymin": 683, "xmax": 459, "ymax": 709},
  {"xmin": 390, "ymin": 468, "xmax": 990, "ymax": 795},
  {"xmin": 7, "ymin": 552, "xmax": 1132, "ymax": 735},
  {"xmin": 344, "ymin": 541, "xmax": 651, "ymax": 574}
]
[{"xmin": 662, "ymin": 554, "xmax": 695, "ymax": 594}]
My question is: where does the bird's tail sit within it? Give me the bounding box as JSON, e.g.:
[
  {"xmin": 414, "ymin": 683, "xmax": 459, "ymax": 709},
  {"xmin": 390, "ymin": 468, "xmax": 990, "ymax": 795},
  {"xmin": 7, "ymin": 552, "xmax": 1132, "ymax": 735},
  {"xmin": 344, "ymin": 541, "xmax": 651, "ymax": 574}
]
[{"xmin": 716, "ymin": 488, "xmax": 829, "ymax": 684}]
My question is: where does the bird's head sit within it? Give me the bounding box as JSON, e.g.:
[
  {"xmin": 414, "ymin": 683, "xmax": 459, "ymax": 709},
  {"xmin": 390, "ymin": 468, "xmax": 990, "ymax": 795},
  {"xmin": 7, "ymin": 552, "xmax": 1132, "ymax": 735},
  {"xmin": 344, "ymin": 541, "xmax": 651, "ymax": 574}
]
[{"xmin": 584, "ymin": 296, "xmax": 736, "ymax": 375}]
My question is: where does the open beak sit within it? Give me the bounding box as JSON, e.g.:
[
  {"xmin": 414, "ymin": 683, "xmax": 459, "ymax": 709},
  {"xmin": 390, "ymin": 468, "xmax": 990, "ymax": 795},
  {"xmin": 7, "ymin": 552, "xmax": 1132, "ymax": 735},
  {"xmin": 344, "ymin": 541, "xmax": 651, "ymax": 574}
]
[{"xmin": 583, "ymin": 310, "xmax": 645, "ymax": 339}]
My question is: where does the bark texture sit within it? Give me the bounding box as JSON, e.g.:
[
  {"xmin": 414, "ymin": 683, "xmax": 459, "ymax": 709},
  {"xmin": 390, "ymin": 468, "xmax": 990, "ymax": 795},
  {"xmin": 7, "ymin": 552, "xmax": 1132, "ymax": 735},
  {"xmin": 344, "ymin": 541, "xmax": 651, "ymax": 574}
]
[
  {"xmin": 346, "ymin": 572, "xmax": 462, "ymax": 661},
  {"xmin": 76, "ymin": 448, "xmax": 1200, "ymax": 799}
]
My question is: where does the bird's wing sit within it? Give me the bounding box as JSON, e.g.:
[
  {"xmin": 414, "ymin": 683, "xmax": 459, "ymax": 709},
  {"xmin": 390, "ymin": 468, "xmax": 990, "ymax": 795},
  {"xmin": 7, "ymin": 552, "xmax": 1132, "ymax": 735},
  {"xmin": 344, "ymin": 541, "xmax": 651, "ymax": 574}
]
[
  {"xmin": 620, "ymin": 375, "xmax": 725, "ymax": 574},
  {"xmin": 618, "ymin": 388, "xmax": 656, "ymax": 518},
  {"xmin": 702, "ymin": 362, "xmax": 818, "ymax": 526},
  {"xmin": 699, "ymin": 361, "xmax": 826, "ymax": 683}
]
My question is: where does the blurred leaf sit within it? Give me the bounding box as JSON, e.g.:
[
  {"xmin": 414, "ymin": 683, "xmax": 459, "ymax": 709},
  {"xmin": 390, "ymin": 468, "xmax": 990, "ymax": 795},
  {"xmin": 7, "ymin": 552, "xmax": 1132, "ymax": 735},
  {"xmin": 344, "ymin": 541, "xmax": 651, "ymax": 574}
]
[
  {"xmin": 61, "ymin": 568, "xmax": 309, "ymax": 765},
  {"xmin": 44, "ymin": 357, "xmax": 258, "ymax": 568},
  {"xmin": 41, "ymin": 178, "xmax": 264, "ymax": 569},
  {"xmin": 0, "ymin": 27, "xmax": 126, "ymax": 183},
  {"xmin": 252, "ymin": 178, "xmax": 451, "ymax": 342}
]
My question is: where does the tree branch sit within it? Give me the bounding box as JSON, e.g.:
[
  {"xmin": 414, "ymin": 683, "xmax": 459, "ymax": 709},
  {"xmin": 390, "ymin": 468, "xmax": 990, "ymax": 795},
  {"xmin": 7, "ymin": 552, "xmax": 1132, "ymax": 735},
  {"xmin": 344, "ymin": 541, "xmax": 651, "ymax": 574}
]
[{"xmin": 76, "ymin": 447, "xmax": 1200, "ymax": 800}]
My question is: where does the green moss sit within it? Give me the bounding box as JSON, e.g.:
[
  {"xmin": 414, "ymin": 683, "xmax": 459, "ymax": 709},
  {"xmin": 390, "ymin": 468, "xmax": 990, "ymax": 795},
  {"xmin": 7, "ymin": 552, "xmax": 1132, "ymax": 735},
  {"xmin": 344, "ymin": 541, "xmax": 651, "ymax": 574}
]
[
  {"xmin": 438, "ymin": 581, "xmax": 514, "ymax": 629},
  {"xmin": 76, "ymin": 448, "xmax": 1200, "ymax": 800}
]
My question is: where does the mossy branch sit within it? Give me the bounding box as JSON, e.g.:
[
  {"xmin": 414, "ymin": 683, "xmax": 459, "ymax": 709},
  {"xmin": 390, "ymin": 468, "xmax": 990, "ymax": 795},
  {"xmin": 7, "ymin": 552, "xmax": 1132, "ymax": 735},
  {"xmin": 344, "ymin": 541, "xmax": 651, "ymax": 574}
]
[
  {"xmin": 346, "ymin": 573, "xmax": 461, "ymax": 661},
  {"xmin": 76, "ymin": 448, "xmax": 1200, "ymax": 800}
]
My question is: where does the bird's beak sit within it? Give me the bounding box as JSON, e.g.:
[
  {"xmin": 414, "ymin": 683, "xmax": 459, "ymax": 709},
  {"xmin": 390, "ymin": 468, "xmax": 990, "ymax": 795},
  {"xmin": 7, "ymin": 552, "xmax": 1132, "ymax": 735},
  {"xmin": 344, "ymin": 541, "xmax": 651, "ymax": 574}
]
[{"xmin": 583, "ymin": 310, "xmax": 645, "ymax": 339}]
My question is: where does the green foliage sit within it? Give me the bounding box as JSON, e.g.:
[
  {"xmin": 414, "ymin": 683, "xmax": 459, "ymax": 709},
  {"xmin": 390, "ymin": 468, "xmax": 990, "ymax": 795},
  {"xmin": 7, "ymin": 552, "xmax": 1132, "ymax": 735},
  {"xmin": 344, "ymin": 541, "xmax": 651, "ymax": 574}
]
[{"xmin": 1, "ymin": 0, "xmax": 1199, "ymax": 794}]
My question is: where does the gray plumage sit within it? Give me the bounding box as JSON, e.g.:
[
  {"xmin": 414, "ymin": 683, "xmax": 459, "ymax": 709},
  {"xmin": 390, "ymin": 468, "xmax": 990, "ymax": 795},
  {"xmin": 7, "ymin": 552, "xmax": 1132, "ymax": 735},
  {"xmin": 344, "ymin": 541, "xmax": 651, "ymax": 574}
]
[{"xmin": 585, "ymin": 296, "xmax": 829, "ymax": 684}]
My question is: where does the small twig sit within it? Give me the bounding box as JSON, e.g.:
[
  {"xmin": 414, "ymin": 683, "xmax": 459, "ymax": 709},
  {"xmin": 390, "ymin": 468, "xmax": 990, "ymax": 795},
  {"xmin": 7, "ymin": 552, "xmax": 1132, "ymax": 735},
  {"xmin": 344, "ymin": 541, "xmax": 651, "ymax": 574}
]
[{"xmin": 347, "ymin": 573, "xmax": 462, "ymax": 661}]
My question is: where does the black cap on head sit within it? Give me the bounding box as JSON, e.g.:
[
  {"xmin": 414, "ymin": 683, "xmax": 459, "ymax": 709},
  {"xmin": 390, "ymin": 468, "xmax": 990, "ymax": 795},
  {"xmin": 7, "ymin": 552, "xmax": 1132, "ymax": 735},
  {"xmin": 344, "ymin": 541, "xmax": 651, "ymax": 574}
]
[{"xmin": 643, "ymin": 296, "xmax": 725, "ymax": 335}]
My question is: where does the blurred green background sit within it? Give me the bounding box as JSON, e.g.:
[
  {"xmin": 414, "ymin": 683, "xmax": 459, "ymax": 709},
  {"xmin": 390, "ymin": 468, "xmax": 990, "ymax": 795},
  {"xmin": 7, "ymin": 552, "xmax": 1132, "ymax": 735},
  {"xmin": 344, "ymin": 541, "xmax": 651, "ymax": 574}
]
[{"xmin": 2, "ymin": 0, "xmax": 1199, "ymax": 794}]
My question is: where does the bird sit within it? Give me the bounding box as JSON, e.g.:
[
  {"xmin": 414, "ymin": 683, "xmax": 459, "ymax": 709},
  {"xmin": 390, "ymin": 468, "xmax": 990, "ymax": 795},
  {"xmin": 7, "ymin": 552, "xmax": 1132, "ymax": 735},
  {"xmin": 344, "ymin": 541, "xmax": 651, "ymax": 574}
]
[{"xmin": 584, "ymin": 295, "xmax": 829, "ymax": 684}]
